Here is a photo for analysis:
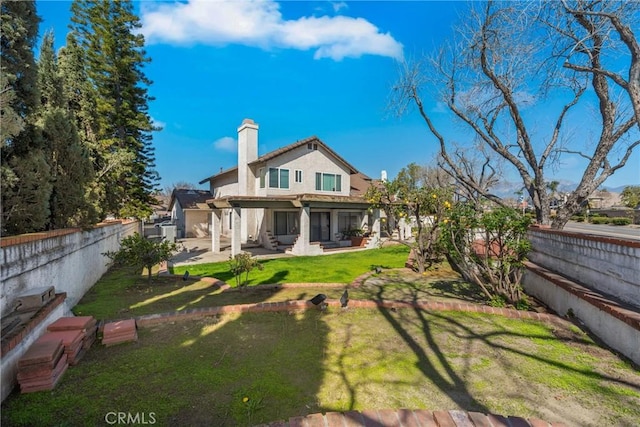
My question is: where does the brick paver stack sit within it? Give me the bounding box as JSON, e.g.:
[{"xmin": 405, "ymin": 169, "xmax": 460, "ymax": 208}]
[
  {"xmin": 37, "ymin": 330, "xmax": 84, "ymax": 366},
  {"xmin": 102, "ymin": 319, "xmax": 137, "ymax": 346},
  {"xmin": 17, "ymin": 339, "xmax": 68, "ymax": 393},
  {"xmin": 47, "ymin": 316, "xmax": 98, "ymax": 351}
]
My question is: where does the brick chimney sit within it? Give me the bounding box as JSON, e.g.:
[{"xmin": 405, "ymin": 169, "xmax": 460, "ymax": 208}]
[{"xmin": 237, "ymin": 118, "xmax": 258, "ymax": 195}]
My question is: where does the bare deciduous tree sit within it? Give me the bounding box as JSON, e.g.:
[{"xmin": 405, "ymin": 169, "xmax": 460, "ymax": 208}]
[{"xmin": 393, "ymin": 0, "xmax": 639, "ymax": 228}]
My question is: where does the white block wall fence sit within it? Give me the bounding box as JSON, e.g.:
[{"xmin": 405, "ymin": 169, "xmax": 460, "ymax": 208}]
[
  {"xmin": 523, "ymin": 226, "xmax": 640, "ymax": 365},
  {"xmin": 0, "ymin": 220, "xmax": 139, "ymax": 401}
]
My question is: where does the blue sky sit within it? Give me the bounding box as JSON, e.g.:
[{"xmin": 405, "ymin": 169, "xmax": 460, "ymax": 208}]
[{"xmin": 37, "ymin": 0, "xmax": 638, "ymax": 191}]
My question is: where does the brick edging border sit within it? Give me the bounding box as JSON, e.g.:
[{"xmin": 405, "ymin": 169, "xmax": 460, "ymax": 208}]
[
  {"xmin": 256, "ymin": 408, "xmax": 567, "ymax": 427},
  {"xmin": 133, "ymin": 296, "xmax": 566, "ymax": 328},
  {"xmin": 134, "ymin": 270, "xmax": 567, "ymax": 328}
]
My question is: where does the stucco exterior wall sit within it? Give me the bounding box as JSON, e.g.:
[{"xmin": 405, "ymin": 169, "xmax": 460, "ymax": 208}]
[
  {"xmin": 184, "ymin": 210, "xmax": 212, "ymax": 238},
  {"xmin": 526, "ymin": 228, "xmax": 640, "ymax": 308},
  {"xmin": 172, "ymin": 201, "xmax": 186, "ymax": 238},
  {"xmin": 253, "ymin": 144, "xmax": 351, "ymax": 197},
  {"xmin": 211, "ymin": 174, "xmax": 238, "ymax": 198},
  {"xmin": 0, "ymin": 221, "xmax": 139, "ymax": 315}
]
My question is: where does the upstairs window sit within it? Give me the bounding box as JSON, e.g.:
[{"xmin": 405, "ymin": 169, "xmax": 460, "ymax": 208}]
[
  {"xmin": 269, "ymin": 167, "xmax": 289, "ymax": 189},
  {"xmin": 315, "ymin": 172, "xmax": 342, "ymax": 192},
  {"xmin": 307, "ymin": 143, "xmax": 318, "ymax": 150},
  {"xmin": 295, "ymin": 170, "xmax": 303, "ymax": 183}
]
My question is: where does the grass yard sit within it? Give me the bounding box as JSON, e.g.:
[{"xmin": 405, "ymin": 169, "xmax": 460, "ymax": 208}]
[
  {"xmin": 71, "ymin": 255, "xmax": 479, "ymax": 321},
  {"xmin": 169, "ymin": 245, "xmax": 410, "ymax": 283},
  {"xmin": 2, "ymin": 309, "xmax": 639, "ymax": 427},
  {"xmin": 73, "ymin": 245, "xmax": 420, "ymax": 320},
  {"xmin": 6, "ymin": 244, "xmax": 638, "ymax": 426}
]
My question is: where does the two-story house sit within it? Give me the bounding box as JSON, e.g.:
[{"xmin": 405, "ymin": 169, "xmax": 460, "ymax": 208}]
[{"xmin": 199, "ymin": 119, "xmax": 381, "ymax": 256}]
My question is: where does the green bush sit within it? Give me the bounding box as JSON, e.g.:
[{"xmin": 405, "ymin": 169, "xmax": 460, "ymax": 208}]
[
  {"xmin": 489, "ymin": 295, "xmax": 507, "ymax": 308},
  {"xmin": 590, "ymin": 217, "xmax": 610, "ymax": 225},
  {"xmin": 609, "ymin": 217, "xmax": 631, "ymax": 226},
  {"xmin": 571, "ymin": 216, "xmax": 584, "ymax": 222},
  {"xmin": 515, "ymin": 298, "xmax": 531, "ymax": 311}
]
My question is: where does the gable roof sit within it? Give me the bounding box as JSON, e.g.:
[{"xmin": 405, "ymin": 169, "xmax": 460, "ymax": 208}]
[
  {"xmin": 349, "ymin": 172, "xmax": 373, "ymax": 197},
  {"xmin": 170, "ymin": 189, "xmax": 213, "ymax": 211},
  {"xmin": 199, "ymin": 136, "xmax": 360, "ymax": 184}
]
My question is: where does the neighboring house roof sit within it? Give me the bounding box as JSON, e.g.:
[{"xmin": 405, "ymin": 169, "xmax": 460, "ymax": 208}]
[
  {"xmin": 169, "ymin": 189, "xmax": 213, "ymax": 211},
  {"xmin": 199, "ymin": 136, "xmax": 364, "ymax": 185}
]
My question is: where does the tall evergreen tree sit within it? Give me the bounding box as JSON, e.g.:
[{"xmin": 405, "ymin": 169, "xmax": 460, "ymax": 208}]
[
  {"xmin": 69, "ymin": 0, "xmax": 159, "ymax": 219},
  {"xmin": 1, "ymin": 0, "xmax": 51, "ymax": 234},
  {"xmin": 37, "ymin": 31, "xmax": 94, "ymax": 229}
]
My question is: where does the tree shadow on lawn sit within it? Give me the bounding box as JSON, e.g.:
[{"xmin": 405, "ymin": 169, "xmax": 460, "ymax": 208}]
[
  {"xmin": 257, "ymin": 270, "xmax": 289, "ymax": 285},
  {"xmin": 2, "ymin": 286, "xmax": 333, "ymax": 427},
  {"xmin": 162, "ymin": 306, "xmax": 332, "ymax": 426},
  {"xmin": 371, "ymin": 285, "xmax": 491, "ymax": 414},
  {"xmin": 359, "ymin": 281, "xmax": 640, "ymax": 425},
  {"xmin": 355, "ymin": 275, "xmax": 486, "ymax": 305}
]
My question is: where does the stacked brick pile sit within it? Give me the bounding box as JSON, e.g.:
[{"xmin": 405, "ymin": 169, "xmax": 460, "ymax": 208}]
[
  {"xmin": 102, "ymin": 319, "xmax": 137, "ymax": 346},
  {"xmin": 17, "ymin": 339, "xmax": 68, "ymax": 393},
  {"xmin": 37, "ymin": 330, "xmax": 84, "ymax": 366},
  {"xmin": 47, "ymin": 316, "xmax": 98, "ymax": 351}
]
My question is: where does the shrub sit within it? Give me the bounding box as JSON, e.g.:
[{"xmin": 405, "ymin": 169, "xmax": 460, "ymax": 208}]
[
  {"xmin": 609, "ymin": 217, "xmax": 631, "ymax": 226},
  {"xmin": 590, "ymin": 217, "xmax": 610, "ymax": 225},
  {"xmin": 489, "ymin": 295, "xmax": 507, "ymax": 307},
  {"xmin": 571, "ymin": 216, "xmax": 584, "ymax": 222},
  {"xmin": 441, "ymin": 204, "xmax": 531, "ymax": 305},
  {"xmin": 515, "ymin": 298, "xmax": 531, "ymax": 311},
  {"xmin": 103, "ymin": 233, "xmax": 178, "ymax": 282},
  {"xmin": 229, "ymin": 252, "xmax": 264, "ymax": 288}
]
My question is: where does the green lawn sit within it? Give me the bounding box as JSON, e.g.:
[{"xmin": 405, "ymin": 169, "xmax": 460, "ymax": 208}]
[
  {"xmin": 169, "ymin": 245, "xmax": 410, "ymax": 284},
  {"xmin": 7, "ymin": 244, "xmax": 638, "ymax": 426},
  {"xmin": 73, "ymin": 245, "xmax": 413, "ymax": 320},
  {"xmin": 2, "ymin": 309, "xmax": 638, "ymax": 426}
]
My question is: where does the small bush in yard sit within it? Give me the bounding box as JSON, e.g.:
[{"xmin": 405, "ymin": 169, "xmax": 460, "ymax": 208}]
[
  {"xmin": 104, "ymin": 233, "xmax": 178, "ymax": 282},
  {"xmin": 229, "ymin": 252, "xmax": 264, "ymax": 288},
  {"xmin": 609, "ymin": 217, "xmax": 631, "ymax": 225}
]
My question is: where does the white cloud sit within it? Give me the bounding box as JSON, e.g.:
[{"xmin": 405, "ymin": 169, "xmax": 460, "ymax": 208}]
[
  {"xmin": 332, "ymin": 2, "xmax": 348, "ymax": 13},
  {"xmin": 140, "ymin": 0, "xmax": 403, "ymax": 61},
  {"xmin": 213, "ymin": 136, "xmax": 237, "ymax": 152}
]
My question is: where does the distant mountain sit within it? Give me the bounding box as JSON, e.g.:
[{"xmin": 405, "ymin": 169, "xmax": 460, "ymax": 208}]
[
  {"xmin": 487, "ymin": 180, "xmax": 633, "ymax": 199},
  {"xmin": 603, "ymin": 185, "xmax": 633, "ymax": 193}
]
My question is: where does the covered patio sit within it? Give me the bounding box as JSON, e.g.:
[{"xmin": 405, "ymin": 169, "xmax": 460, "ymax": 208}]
[{"xmin": 206, "ymin": 194, "xmax": 381, "ymax": 257}]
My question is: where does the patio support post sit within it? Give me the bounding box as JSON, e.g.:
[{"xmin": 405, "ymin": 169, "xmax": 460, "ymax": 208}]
[
  {"xmin": 211, "ymin": 210, "xmax": 221, "ymax": 253},
  {"xmin": 298, "ymin": 204, "xmax": 311, "ymax": 253},
  {"xmin": 231, "ymin": 206, "xmax": 242, "ymax": 256},
  {"xmin": 371, "ymin": 208, "xmax": 381, "ymax": 246}
]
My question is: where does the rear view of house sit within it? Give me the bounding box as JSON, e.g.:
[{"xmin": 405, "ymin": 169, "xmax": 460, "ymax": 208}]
[{"xmin": 199, "ymin": 119, "xmax": 382, "ymax": 256}]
